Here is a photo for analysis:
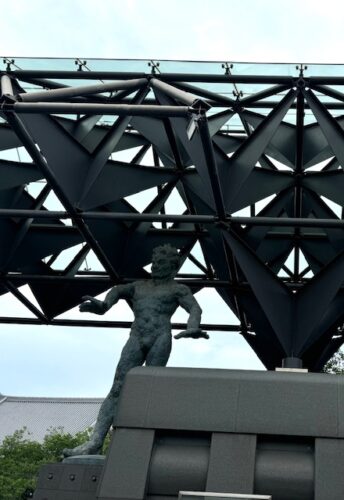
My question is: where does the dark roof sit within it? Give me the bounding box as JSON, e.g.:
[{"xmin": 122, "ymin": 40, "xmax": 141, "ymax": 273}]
[{"xmin": 0, "ymin": 394, "xmax": 103, "ymax": 443}]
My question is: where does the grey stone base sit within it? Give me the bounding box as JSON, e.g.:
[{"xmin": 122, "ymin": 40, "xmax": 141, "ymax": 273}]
[
  {"xmin": 33, "ymin": 367, "xmax": 344, "ymax": 500},
  {"xmin": 33, "ymin": 459, "xmax": 104, "ymax": 500}
]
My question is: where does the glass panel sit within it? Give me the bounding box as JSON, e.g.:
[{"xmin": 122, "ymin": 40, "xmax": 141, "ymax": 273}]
[
  {"xmin": 3, "ymin": 57, "xmax": 75, "ymax": 71},
  {"xmin": 306, "ymin": 63, "xmax": 344, "ymax": 77},
  {"xmin": 231, "ymin": 62, "xmax": 296, "ymax": 77},
  {"xmin": 3, "ymin": 57, "xmax": 344, "ymax": 78}
]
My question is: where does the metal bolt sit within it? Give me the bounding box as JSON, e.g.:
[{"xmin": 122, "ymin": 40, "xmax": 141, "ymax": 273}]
[
  {"xmin": 148, "ymin": 61, "xmax": 160, "ymax": 74},
  {"xmin": 69, "ymin": 474, "xmax": 75, "ymax": 481},
  {"xmin": 222, "ymin": 62, "xmax": 233, "ymax": 75},
  {"xmin": 3, "ymin": 58, "xmax": 15, "ymax": 71},
  {"xmin": 296, "ymin": 78, "xmax": 305, "ymax": 88},
  {"xmin": 91, "ymin": 475, "xmax": 97, "ymax": 482},
  {"xmin": 75, "ymin": 59, "xmax": 87, "ymax": 71},
  {"xmin": 47, "ymin": 473, "xmax": 53, "ymax": 480}
]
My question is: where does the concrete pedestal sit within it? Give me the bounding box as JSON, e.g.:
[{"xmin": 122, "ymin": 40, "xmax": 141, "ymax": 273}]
[
  {"xmin": 34, "ymin": 368, "xmax": 344, "ymax": 500},
  {"xmin": 33, "ymin": 456, "xmax": 104, "ymax": 500}
]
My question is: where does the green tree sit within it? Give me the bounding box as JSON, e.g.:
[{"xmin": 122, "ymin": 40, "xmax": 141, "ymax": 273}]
[
  {"xmin": 0, "ymin": 426, "xmax": 105, "ymax": 499},
  {"xmin": 323, "ymin": 349, "xmax": 344, "ymax": 374}
]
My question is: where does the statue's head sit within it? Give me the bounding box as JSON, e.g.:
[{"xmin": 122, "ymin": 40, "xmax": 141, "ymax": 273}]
[{"xmin": 151, "ymin": 244, "xmax": 180, "ymax": 280}]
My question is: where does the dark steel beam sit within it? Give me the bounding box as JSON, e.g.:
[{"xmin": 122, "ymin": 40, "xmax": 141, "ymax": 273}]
[
  {"xmin": 187, "ymin": 253, "xmax": 208, "ymax": 274},
  {"xmin": 247, "ymin": 100, "xmax": 344, "ymax": 110},
  {"xmin": 109, "ymin": 86, "xmax": 144, "ymax": 103},
  {"xmin": 2, "ymin": 183, "xmax": 51, "ymax": 272},
  {"xmin": 197, "ymin": 115, "xmax": 227, "ymax": 219},
  {"xmin": 4, "ymin": 274, "xmax": 240, "ymax": 287},
  {"xmin": 148, "ymin": 227, "xmax": 207, "ymax": 237},
  {"xmin": 265, "ymin": 231, "xmax": 327, "ymax": 240},
  {"xmin": 309, "ymin": 84, "xmax": 344, "ymax": 104},
  {"xmin": 173, "ymin": 81, "xmax": 235, "ymax": 107},
  {"xmin": 17, "ymin": 76, "xmax": 69, "ymax": 90},
  {"xmin": 0, "ymin": 209, "xmax": 215, "ymax": 222},
  {"xmin": 2, "ymin": 209, "xmax": 344, "ymax": 228},
  {"xmin": 152, "ymin": 147, "xmax": 167, "ymax": 228},
  {"xmin": 18, "ymin": 78, "xmax": 148, "ymax": 102},
  {"xmin": 0, "ymin": 273, "xmax": 319, "ymax": 288},
  {"xmin": 101, "ymin": 97, "xmax": 344, "ymax": 110},
  {"xmin": 63, "ymin": 244, "xmax": 89, "ymax": 275},
  {"xmin": 1, "ymin": 74, "xmax": 14, "ymax": 97},
  {"xmin": 293, "ymin": 90, "xmax": 305, "ymax": 278},
  {"xmin": 162, "ymin": 117, "xmax": 185, "ymax": 169},
  {"xmin": 240, "ymin": 84, "xmax": 291, "ymax": 105},
  {"xmin": 0, "ymin": 315, "xmax": 244, "ymax": 331},
  {"xmin": 8, "ymin": 70, "xmax": 296, "ymax": 84},
  {"xmin": 223, "ymin": 235, "xmax": 249, "ymax": 332},
  {"xmin": 4, "ymin": 280, "xmax": 48, "ymax": 323},
  {"xmin": 18, "ymin": 76, "xmax": 131, "ymax": 104},
  {"xmin": 4, "ymin": 102, "xmax": 191, "ymax": 117},
  {"xmin": 130, "ymin": 143, "xmax": 150, "ymax": 164},
  {"xmin": 234, "ymin": 216, "xmax": 344, "ymax": 228},
  {"xmin": 11, "ymin": 70, "xmax": 148, "ymax": 80},
  {"xmin": 310, "ymin": 76, "xmax": 344, "ymax": 85},
  {"xmin": 150, "ymin": 78, "xmax": 202, "ymax": 107}
]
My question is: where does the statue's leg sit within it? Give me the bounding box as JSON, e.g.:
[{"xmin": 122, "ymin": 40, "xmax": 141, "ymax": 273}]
[
  {"xmin": 63, "ymin": 335, "xmax": 145, "ymax": 457},
  {"xmin": 146, "ymin": 333, "xmax": 172, "ymax": 367}
]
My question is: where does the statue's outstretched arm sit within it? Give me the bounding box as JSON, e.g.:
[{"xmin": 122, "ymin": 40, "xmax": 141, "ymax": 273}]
[
  {"xmin": 174, "ymin": 285, "xmax": 209, "ymax": 339},
  {"xmin": 79, "ymin": 283, "xmax": 135, "ymax": 315}
]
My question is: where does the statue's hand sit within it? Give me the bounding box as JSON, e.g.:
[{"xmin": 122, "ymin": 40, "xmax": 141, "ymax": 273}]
[
  {"xmin": 174, "ymin": 328, "xmax": 209, "ymax": 340},
  {"xmin": 79, "ymin": 295, "xmax": 106, "ymax": 314}
]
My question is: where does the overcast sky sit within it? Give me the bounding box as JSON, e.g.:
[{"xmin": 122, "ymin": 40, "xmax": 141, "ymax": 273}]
[{"xmin": 1, "ymin": 0, "xmax": 343, "ymax": 397}]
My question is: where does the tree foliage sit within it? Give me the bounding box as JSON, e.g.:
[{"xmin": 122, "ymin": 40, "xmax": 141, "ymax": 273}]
[
  {"xmin": 322, "ymin": 349, "xmax": 344, "ymax": 374},
  {"xmin": 0, "ymin": 427, "xmax": 108, "ymax": 499}
]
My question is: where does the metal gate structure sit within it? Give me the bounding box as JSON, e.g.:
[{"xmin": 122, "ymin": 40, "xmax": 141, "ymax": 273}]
[{"xmin": 1, "ymin": 58, "xmax": 344, "ymax": 370}]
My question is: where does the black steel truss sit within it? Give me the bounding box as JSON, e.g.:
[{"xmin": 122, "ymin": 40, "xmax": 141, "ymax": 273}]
[{"xmin": 2, "ymin": 59, "xmax": 344, "ymax": 370}]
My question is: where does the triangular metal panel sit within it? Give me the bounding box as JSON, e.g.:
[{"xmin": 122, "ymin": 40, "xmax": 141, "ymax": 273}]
[
  {"xmin": 56, "ymin": 116, "xmax": 148, "ymax": 154},
  {"xmin": 223, "ymin": 229, "xmax": 293, "ymax": 353},
  {"xmin": 152, "ymin": 88, "xmax": 215, "ymax": 202},
  {"xmin": 300, "ymin": 290, "xmax": 344, "ymax": 361},
  {"xmin": 131, "ymin": 116, "xmax": 176, "ymax": 167},
  {"xmin": 243, "ymin": 189, "xmax": 294, "ymax": 250},
  {"xmin": 80, "ymin": 161, "xmax": 177, "ymax": 210},
  {"xmin": 213, "ymin": 133, "xmax": 244, "ymax": 155},
  {"xmin": 303, "ymin": 170, "xmax": 344, "ymax": 207},
  {"xmin": 241, "ymin": 109, "xmax": 296, "ymax": 167},
  {"xmin": 236, "ymin": 290, "xmax": 288, "ymax": 368},
  {"xmin": 19, "ymin": 113, "xmax": 90, "ymax": 205},
  {"xmin": 208, "ymin": 110, "xmax": 234, "ymax": 136},
  {"xmin": 303, "ymin": 89, "xmax": 344, "ymax": 169},
  {"xmin": 30, "ymin": 280, "xmax": 111, "ymax": 320},
  {"xmin": 8, "ymin": 226, "xmax": 84, "ymax": 271},
  {"xmin": 294, "ymin": 249, "xmax": 344, "ymax": 353},
  {"xmin": 0, "ymin": 122, "xmax": 22, "ymax": 151},
  {"xmin": 222, "ymin": 90, "xmax": 297, "ymax": 211},
  {"xmin": 0, "ymin": 160, "xmax": 43, "ymax": 190},
  {"xmin": 228, "ymin": 168, "xmax": 293, "ymax": 214}
]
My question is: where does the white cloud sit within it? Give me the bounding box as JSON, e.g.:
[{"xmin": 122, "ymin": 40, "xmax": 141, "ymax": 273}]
[{"xmin": 1, "ymin": 0, "xmax": 344, "ymax": 62}]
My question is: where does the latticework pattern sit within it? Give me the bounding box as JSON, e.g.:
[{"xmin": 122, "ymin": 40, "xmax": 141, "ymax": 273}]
[{"xmin": 1, "ymin": 58, "xmax": 344, "ymax": 370}]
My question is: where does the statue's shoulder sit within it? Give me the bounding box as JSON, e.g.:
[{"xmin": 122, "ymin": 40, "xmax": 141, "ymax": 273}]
[
  {"xmin": 132, "ymin": 280, "xmax": 149, "ymax": 290},
  {"xmin": 174, "ymin": 283, "xmax": 191, "ymax": 296}
]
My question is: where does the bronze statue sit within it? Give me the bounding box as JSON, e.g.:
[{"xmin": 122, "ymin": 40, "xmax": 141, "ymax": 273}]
[{"xmin": 63, "ymin": 244, "xmax": 208, "ymax": 456}]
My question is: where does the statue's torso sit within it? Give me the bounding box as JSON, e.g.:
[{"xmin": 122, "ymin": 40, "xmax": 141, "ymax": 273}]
[{"xmin": 130, "ymin": 280, "xmax": 181, "ymax": 337}]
